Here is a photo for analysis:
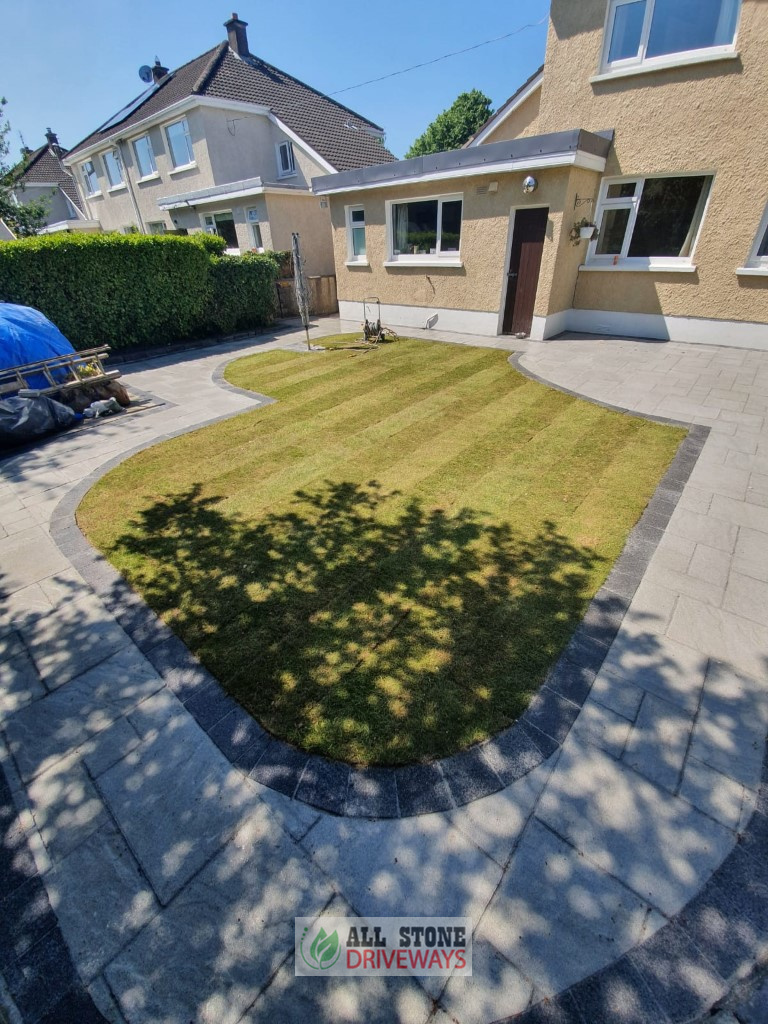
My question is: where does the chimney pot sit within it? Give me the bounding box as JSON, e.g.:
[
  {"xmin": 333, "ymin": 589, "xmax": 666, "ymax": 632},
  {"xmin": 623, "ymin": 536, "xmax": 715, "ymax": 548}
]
[
  {"xmin": 224, "ymin": 12, "xmax": 249, "ymax": 57},
  {"xmin": 45, "ymin": 128, "xmax": 59, "ymax": 147},
  {"xmin": 151, "ymin": 58, "xmax": 169, "ymax": 83}
]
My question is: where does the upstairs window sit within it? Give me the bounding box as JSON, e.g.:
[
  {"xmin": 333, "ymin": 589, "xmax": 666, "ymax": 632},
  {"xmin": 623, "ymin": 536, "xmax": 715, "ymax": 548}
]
[
  {"xmin": 277, "ymin": 141, "xmax": 296, "ymax": 177},
  {"xmin": 590, "ymin": 174, "xmax": 713, "ymax": 268},
  {"xmin": 603, "ymin": 0, "xmax": 741, "ymax": 71},
  {"xmin": 389, "ymin": 196, "xmax": 463, "ymax": 262},
  {"xmin": 103, "ymin": 148, "xmax": 124, "ymax": 188},
  {"xmin": 133, "ymin": 135, "xmax": 157, "ymax": 178},
  {"xmin": 165, "ymin": 118, "xmax": 194, "ymax": 169},
  {"xmin": 81, "ymin": 159, "xmax": 100, "ymax": 196},
  {"xmin": 347, "ymin": 206, "xmax": 366, "ymax": 261}
]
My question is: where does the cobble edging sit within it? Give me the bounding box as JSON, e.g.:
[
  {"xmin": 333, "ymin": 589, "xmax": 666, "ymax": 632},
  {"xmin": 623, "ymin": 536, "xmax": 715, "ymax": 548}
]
[
  {"xmin": 506, "ymin": 749, "xmax": 768, "ymax": 1024},
  {"xmin": 0, "ymin": 768, "xmax": 107, "ymax": 1024},
  {"xmin": 50, "ymin": 354, "xmax": 707, "ymax": 820}
]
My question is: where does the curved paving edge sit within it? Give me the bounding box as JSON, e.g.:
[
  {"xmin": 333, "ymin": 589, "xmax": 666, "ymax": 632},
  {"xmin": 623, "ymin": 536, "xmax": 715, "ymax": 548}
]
[{"xmin": 48, "ymin": 351, "xmax": 706, "ymax": 821}]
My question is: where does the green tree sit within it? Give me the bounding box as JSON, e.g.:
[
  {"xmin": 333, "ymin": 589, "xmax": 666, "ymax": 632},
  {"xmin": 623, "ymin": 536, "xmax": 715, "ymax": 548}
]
[
  {"xmin": 405, "ymin": 89, "xmax": 494, "ymax": 158},
  {"xmin": 0, "ymin": 98, "xmax": 49, "ymax": 237}
]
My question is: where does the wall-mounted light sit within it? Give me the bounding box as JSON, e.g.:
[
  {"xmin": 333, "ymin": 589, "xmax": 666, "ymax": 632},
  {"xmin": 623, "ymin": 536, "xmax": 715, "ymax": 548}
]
[{"xmin": 522, "ymin": 176, "xmax": 538, "ymax": 194}]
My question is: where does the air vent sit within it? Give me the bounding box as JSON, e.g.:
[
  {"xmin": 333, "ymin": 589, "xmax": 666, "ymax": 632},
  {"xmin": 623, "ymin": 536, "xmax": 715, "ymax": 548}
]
[{"xmin": 475, "ymin": 184, "xmax": 489, "ymax": 195}]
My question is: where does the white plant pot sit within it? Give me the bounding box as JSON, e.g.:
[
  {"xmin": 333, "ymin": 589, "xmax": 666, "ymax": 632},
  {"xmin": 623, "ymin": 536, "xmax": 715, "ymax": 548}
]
[{"xmin": 580, "ymin": 225, "xmax": 596, "ymax": 240}]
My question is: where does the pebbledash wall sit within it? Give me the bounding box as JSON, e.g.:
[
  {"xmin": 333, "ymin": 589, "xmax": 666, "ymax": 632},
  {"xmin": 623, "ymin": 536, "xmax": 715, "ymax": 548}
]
[
  {"xmin": 329, "ymin": 162, "xmax": 600, "ymax": 339},
  {"xmin": 324, "ymin": 0, "xmax": 767, "ymax": 348},
  {"xmin": 538, "ymin": 0, "xmax": 768, "ymax": 348}
]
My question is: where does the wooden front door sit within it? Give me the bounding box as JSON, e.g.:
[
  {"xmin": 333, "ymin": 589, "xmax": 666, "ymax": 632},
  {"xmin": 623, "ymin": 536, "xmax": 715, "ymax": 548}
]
[{"xmin": 502, "ymin": 207, "xmax": 549, "ymax": 336}]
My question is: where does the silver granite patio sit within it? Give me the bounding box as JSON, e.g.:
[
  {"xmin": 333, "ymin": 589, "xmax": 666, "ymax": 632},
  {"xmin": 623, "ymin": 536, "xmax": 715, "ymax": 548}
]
[{"xmin": 1, "ymin": 320, "xmax": 767, "ymax": 1024}]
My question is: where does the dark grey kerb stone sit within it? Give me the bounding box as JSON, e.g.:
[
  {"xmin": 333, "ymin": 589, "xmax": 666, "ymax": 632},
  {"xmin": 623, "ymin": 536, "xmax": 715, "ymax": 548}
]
[
  {"xmin": 0, "ymin": 768, "xmax": 107, "ymax": 1024},
  {"xmin": 46, "ymin": 339, "xmax": 706, "ymax": 821}
]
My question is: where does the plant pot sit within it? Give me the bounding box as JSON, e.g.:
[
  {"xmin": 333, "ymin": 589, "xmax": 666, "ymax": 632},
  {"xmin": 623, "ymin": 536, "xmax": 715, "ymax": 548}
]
[{"xmin": 580, "ymin": 225, "xmax": 596, "ymax": 241}]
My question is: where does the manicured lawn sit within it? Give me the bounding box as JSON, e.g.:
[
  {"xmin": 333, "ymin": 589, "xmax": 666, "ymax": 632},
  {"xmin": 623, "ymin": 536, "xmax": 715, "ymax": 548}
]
[{"xmin": 78, "ymin": 339, "xmax": 683, "ymax": 765}]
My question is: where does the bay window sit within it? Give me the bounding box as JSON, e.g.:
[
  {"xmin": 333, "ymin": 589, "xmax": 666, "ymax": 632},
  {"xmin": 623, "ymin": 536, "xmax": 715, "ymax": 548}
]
[
  {"xmin": 589, "ymin": 174, "xmax": 712, "ymax": 268},
  {"xmin": 388, "ymin": 195, "xmax": 463, "ymax": 263},
  {"xmin": 602, "ymin": 0, "xmax": 741, "ymax": 72}
]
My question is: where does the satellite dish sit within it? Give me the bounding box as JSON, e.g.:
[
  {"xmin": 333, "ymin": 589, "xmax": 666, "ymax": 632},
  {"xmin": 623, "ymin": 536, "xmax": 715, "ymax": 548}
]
[{"xmin": 138, "ymin": 65, "xmax": 153, "ymax": 84}]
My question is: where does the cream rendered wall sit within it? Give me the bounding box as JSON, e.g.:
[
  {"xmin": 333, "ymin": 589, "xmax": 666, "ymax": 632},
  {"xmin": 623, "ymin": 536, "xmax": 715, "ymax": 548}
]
[
  {"xmin": 198, "ymin": 106, "xmax": 328, "ymax": 188},
  {"xmin": 267, "ymin": 192, "xmax": 334, "ymax": 276},
  {"xmin": 538, "ymin": 0, "xmax": 768, "ymax": 325},
  {"xmin": 75, "ymin": 107, "xmax": 213, "ymax": 232},
  {"xmin": 16, "ymin": 185, "xmax": 73, "ymax": 225},
  {"xmin": 330, "ymin": 167, "xmax": 583, "ymax": 322},
  {"xmin": 480, "ymin": 88, "xmax": 542, "ymax": 145}
]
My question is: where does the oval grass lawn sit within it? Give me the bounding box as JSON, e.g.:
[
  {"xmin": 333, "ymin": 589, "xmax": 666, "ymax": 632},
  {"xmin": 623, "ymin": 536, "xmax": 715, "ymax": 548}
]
[{"xmin": 77, "ymin": 339, "xmax": 684, "ymax": 765}]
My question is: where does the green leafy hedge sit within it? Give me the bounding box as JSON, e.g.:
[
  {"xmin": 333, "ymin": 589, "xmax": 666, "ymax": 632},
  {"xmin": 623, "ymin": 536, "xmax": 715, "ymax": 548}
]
[{"xmin": 0, "ymin": 232, "xmax": 278, "ymax": 351}]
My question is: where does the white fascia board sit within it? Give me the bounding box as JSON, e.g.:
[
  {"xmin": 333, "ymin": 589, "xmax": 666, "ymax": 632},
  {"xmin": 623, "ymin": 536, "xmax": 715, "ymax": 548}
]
[
  {"xmin": 469, "ymin": 74, "xmax": 543, "ymax": 147},
  {"xmin": 158, "ymin": 184, "xmax": 311, "ymax": 210},
  {"xmin": 316, "ymin": 150, "xmax": 605, "ymax": 196},
  {"xmin": 63, "ymin": 96, "xmax": 273, "ymax": 166},
  {"xmin": 267, "ymin": 112, "xmax": 337, "ymax": 174},
  {"xmin": 39, "ymin": 219, "xmax": 101, "ymax": 233}
]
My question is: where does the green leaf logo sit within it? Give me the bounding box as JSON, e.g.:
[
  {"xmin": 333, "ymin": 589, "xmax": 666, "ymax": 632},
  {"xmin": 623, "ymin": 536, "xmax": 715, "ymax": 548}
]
[{"xmin": 303, "ymin": 926, "xmax": 341, "ymax": 970}]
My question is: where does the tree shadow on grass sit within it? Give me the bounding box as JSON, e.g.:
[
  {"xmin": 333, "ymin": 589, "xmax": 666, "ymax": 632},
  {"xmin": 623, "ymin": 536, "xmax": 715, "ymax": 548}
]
[{"xmin": 109, "ymin": 479, "xmax": 605, "ymax": 765}]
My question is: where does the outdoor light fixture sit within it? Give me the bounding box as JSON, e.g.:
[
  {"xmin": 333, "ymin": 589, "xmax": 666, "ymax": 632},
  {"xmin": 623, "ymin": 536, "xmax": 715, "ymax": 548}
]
[{"xmin": 522, "ymin": 176, "xmax": 538, "ymax": 194}]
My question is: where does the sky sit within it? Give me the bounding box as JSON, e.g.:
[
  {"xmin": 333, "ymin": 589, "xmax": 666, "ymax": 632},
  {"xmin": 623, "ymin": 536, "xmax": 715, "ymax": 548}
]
[{"xmin": 1, "ymin": 0, "xmax": 551, "ymax": 161}]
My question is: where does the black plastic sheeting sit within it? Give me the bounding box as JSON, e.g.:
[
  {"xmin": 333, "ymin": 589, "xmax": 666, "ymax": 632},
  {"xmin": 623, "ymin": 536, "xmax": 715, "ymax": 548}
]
[{"xmin": 0, "ymin": 395, "xmax": 76, "ymax": 449}]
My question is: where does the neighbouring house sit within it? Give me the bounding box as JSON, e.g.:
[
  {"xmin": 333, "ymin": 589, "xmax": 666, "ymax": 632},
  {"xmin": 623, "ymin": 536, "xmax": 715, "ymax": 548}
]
[
  {"xmin": 10, "ymin": 131, "xmax": 100, "ymax": 234},
  {"xmin": 62, "ymin": 13, "xmax": 395, "ymax": 276},
  {"xmin": 314, "ymin": 0, "xmax": 767, "ymax": 348}
]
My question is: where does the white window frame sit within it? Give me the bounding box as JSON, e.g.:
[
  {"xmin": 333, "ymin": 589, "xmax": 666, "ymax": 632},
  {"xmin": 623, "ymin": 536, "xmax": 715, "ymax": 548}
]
[
  {"xmin": 585, "ymin": 172, "xmax": 713, "ymax": 271},
  {"xmin": 737, "ymin": 202, "xmax": 768, "ymax": 276},
  {"xmin": 384, "ymin": 193, "xmax": 464, "ymax": 267},
  {"xmin": 201, "ymin": 211, "xmax": 240, "ymax": 254},
  {"xmin": 600, "ymin": 0, "xmax": 741, "ymax": 74},
  {"xmin": 345, "ymin": 205, "xmax": 367, "ymax": 265},
  {"xmin": 276, "ymin": 141, "xmax": 296, "ymax": 178},
  {"xmin": 146, "ymin": 221, "xmax": 166, "ymax": 235},
  {"xmin": 81, "ymin": 159, "xmax": 101, "ymax": 197},
  {"xmin": 133, "ymin": 134, "xmax": 157, "ymax": 180},
  {"xmin": 165, "ymin": 118, "xmax": 195, "ymax": 171},
  {"xmin": 246, "ymin": 207, "xmax": 264, "ymax": 252},
  {"xmin": 103, "ymin": 148, "xmax": 124, "ymax": 190}
]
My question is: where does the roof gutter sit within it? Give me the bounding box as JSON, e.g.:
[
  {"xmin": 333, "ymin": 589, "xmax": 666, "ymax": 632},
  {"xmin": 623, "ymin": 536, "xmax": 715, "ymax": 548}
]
[{"xmin": 312, "ymin": 129, "xmax": 614, "ymax": 196}]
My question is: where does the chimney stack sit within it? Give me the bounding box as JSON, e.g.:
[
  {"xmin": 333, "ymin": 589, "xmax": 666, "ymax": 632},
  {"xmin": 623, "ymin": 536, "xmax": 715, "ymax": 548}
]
[
  {"xmin": 225, "ymin": 12, "xmax": 249, "ymax": 57},
  {"xmin": 151, "ymin": 57, "xmax": 169, "ymax": 83},
  {"xmin": 45, "ymin": 128, "xmax": 58, "ymax": 147}
]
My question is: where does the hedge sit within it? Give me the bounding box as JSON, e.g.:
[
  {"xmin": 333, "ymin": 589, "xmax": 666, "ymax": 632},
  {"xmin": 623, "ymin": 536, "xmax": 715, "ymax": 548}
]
[{"xmin": 0, "ymin": 232, "xmax": 279, "ymax": 351}]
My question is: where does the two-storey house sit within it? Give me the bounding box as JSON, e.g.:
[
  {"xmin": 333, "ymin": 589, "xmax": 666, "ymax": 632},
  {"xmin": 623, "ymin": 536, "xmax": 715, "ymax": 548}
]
[
  {"xmin": 63, "ymin": 13, "xmax": 395, "ymax": 275},
  {"xmin": 314, "ymin": 0, "xmax": 767, "ymax": 348}
]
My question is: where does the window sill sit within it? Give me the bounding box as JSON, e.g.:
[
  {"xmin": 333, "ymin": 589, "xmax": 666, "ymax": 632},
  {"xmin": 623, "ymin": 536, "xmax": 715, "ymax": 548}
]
[
  {"xmin": 108, "ymin": 184, "xmax": 127, "ymax": 194},
  {"xmin": 277, "ymin": 171, "xmax": 297, "ymax": 180},
  {"xmin": 384, "ymin": 258, "xmax": 463, "ymax": 268},
  {"xmin": 590, "ymin": 49, "xmax": 739, "ymax": 85},
  {"xmin": 85, "ymin": 191, "xmax": 103, "ymax": 199},
  {"xmin": 168, "ymin": 162, "xmax": 197, "ymax": 176},
  {"xmin": 345, "ymin": 259, "xmax": 369, "ymax": 267},
  {"xmin": 736, "ymin": 266, "xmax": 768, "ymax": 277},
  {"xmin": 137, "ymin": 172, "xmax": 160, "ymax": 183},
  {"xmin": 580, "ymin": 262, "xmax": 698, "ymax": 273}
]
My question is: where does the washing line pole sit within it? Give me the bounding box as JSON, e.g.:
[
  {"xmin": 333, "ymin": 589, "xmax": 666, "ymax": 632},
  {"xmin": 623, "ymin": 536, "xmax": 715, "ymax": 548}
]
[{"xmin": 291, "ymin": 232, "xmax": 312, "ymax": 351}]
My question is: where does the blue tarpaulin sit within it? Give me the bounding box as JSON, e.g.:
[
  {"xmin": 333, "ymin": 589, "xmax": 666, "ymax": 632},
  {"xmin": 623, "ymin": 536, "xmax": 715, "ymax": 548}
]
[{"xmin": 0, "ymin": 304, "xmax": 75, "ymax": 391}]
